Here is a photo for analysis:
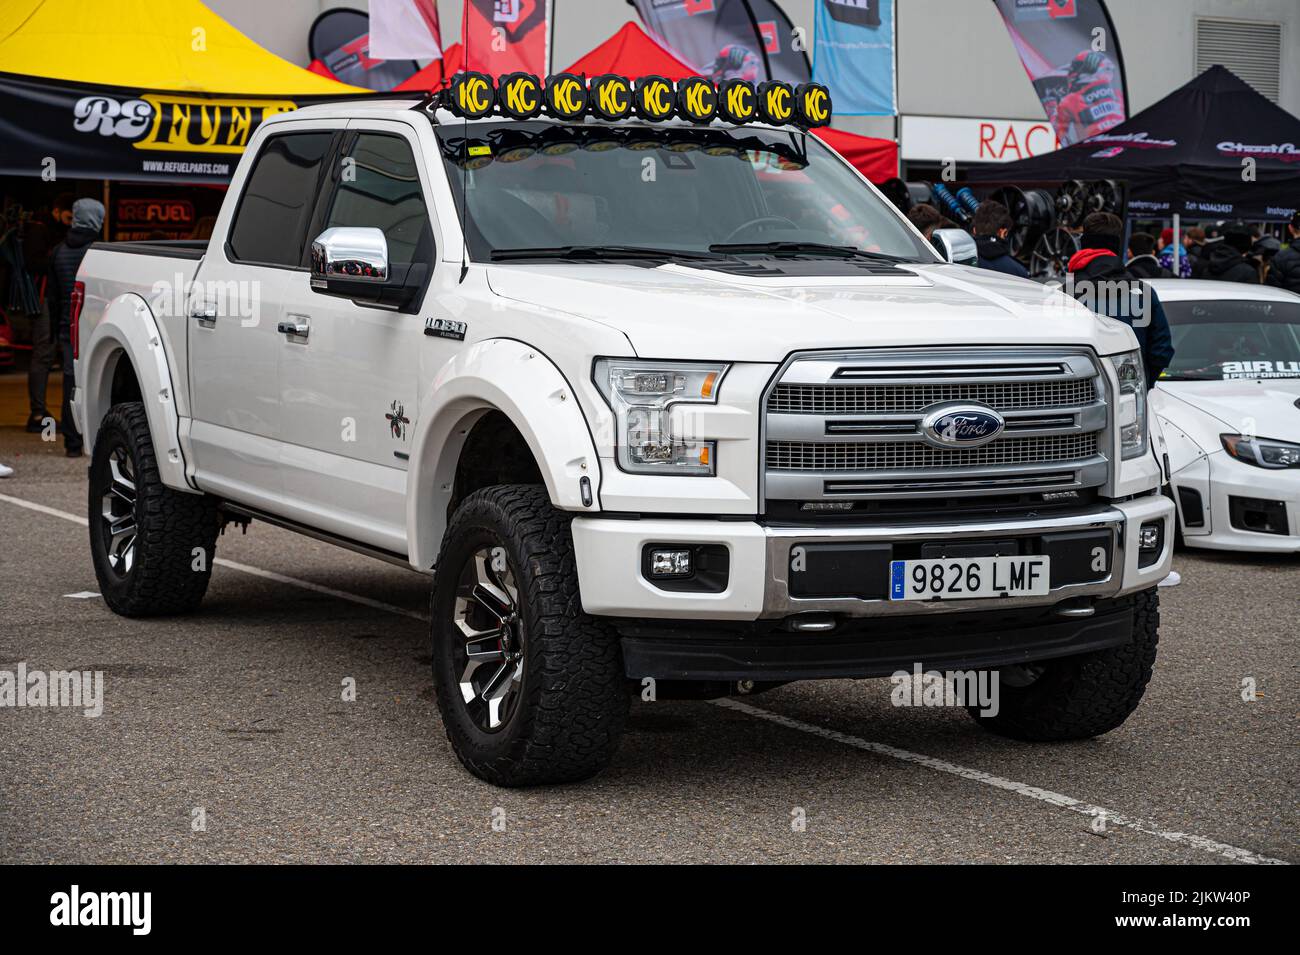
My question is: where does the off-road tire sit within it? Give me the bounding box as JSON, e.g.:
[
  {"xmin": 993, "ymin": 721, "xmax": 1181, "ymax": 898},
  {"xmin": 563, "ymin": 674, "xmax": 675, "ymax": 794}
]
[
  {"xmin": 88, "ymin": 402, "xmax": 220, "ymax": 616},
  {"xmin": 969, "ymin": 588, "xmax": 1160, "ymax": 741},
  {"xmin": 431, "ymin": 485, "xmax": 627, "ymax": 786}
]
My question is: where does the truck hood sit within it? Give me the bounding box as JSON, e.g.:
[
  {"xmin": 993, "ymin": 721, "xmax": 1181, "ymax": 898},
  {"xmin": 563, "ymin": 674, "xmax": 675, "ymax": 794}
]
[
  {"xmin": 1153, "ymin": 378, "xmax": 1300, "ymax": 440},
  {"xmin": 485, "ymin": 261, "xmax": 1139, "ymax": 362}
]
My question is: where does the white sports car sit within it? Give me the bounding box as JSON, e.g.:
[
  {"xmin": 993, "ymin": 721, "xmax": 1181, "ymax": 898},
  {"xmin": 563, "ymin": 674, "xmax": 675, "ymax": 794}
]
[{"xmin": 1147, "ymin": 280, "xmax": 1300, "ymax": 554}]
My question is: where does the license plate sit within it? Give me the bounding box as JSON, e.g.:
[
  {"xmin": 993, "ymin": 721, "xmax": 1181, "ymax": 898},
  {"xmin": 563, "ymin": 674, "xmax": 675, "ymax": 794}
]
[{"xmin": 889, "ymin": 556, "xmax": 1050, "ymax": 601}]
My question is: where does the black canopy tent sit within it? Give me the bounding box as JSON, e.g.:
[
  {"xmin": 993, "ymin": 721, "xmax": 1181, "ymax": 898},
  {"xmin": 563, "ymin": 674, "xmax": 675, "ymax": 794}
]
[{"xmin": 965, "ymin": 66, "xmax": 1300, "ymax": 224}]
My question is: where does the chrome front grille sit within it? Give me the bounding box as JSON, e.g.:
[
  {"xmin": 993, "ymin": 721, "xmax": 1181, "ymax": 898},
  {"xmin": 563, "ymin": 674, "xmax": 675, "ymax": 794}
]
[
  {"xmin": 768, "ymin": 378, "xmax": 1097, "ymax": 415},
  {"xmin": 768, "ymin": 434, "xmax": 1099, "ymax": 471},
  {"xmin": 762, "ymin": 348, "xmax": 1111, "ymax": 505}
]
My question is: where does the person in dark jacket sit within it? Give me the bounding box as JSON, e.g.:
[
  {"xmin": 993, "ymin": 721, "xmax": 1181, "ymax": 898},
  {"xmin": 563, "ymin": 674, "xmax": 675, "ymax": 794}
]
[
  {"xmin": 971, "ymin": 200, "xmax": 1030, "ymax": 278},
  {"xmin": 47, "ymin": 197, "xmax": 104, "ymax": 457},
  {"xmin": 1265, "ymin": 212, "xmax": 1300, "ymax": 294},
  {"xmin": 1067, "ymin": 212, "xmax": 1175, "ymax": 385},
  {"xmin": 1192, "ymin": 220, "xmax": 1259, "ymax": 284},
  {"xmin": 1126, "ymin": 232, "xmax": 1172, "ymax": 279}
]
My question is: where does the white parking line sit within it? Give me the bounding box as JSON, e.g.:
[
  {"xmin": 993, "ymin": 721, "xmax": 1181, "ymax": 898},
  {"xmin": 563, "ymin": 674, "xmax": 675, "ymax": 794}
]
[
  {"xmin": 713, "ymin": 698, "xmax": 1287, "ymax": 865},
  {"xmin": 2, "ymin": 489, "xmax": 1287, "ymax": 865},
  {"xmin": 0, "ymin": 492, "xmax": 428, "ymax": 622}
]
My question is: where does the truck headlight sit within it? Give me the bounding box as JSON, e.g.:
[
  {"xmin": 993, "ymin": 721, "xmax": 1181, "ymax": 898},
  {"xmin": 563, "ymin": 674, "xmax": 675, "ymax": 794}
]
[
  {"xmin": 594, "ymin": 359, "xmax": 728, "ymax": 475},
  {"xmin": 1106, "ymin": 351, "xmax": 1147, "ymax": 460},
  {"xmin": 1221, "ymin": 434, "xmax": 1300, "ymax": 469}
]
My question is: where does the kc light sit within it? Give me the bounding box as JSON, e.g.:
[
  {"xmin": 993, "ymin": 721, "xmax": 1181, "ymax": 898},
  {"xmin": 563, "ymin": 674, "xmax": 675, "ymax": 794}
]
[
  {"xmin": 676, "ymin": 77, "xmax": 718, "ymax": 124},
  {"xmin": 594, "ymin": 359, "xmax": 729, "ymax": 475},
  {"xmin": 449, "ymin": 71, "xmax": 495, "ymax": 119},
  {"xmin": 589, "ymin": 74, "xmax": 633, "ymax": 120},
  {"xmin": 544, "ymin": 72, "xmax": 588, "ymax": 119},
  {"xmin": 717, "ymin": 79, "xmax": 756, "ymax": 124},
  {"xmin": 1106, "ymin": 351, "xmax": 1147, "ymax": 460},
  {"xmin": 1220, "ymin": 434, "xmax": 1300, "ymax": 469},
  {"xmin": 755, "ymin": 81, "xmax": 795, "ymax": 124},
  {"xmin": 634, "ymin": 76, "xmax": 677, "ymax": 122},
  {"xmin": 497, "ymin": 72, "xmax": 543, "ymax": 119},
  {"xmin": 794, "ymin": 83, "xmax": 833, "ymax": 128}
]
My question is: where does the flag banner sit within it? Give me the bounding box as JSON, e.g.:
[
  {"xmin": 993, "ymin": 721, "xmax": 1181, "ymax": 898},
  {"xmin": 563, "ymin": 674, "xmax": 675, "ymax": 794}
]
[
  {"xmin": 462, "ymin": 0, "xmax": 550, "ymax": 76},
  {"xmin": 370, "ymin": 0, "xmax": 443, "ymax": 61},
  {"xmin": 309, "ymin": 9, "xmax": 421, "ymax": 91},
  {"xmin": 813, "ymin": 0, "xmax": 896, "ymax": 115},
  {"xmin": 991, "ymin": 0, "xmax": 1128, "ymax": 146},
  {"xmin": 0, "ymin": 73, "xmax": 343, "ymax": 183},
  {"xmin": 631, "ymin": 0, "xmax": 809, "ymax": 85}
]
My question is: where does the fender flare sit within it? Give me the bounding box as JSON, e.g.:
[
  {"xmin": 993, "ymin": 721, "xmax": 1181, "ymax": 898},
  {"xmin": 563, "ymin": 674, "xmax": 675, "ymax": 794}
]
[
  {"xmin": 80, "ymin": 293, "xmax": 194, "ymax": 493},
  {"xmin": 406, "ymin": 338, "xmax": 600, "ymax": 570}
]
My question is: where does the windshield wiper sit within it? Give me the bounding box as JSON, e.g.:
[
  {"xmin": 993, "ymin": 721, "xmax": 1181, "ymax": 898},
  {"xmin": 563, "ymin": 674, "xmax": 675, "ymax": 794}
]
[
  {"xmin": 708, "ymin": 241, "xmax": 912, "ymax": 263},
  {"xmin": 491, "ymin": 245, "xmax": 726, "ymax": 262}
]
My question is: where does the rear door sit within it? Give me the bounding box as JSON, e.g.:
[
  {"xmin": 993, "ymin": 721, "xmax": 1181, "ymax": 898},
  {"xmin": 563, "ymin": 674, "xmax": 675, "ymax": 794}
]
[
  {"xmin": 274, "ymin": 121, "xmax": 437, "ymax": 555},
  {"xmin": 188, "ymin": 124, "xmax": 342, "ymax": 509}
]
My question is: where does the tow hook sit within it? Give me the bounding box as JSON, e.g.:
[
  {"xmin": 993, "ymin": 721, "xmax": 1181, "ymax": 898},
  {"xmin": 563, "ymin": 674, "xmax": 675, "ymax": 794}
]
[{"xmin": 786, "ymin": 613, "xmax": 837, "ymax": 633}]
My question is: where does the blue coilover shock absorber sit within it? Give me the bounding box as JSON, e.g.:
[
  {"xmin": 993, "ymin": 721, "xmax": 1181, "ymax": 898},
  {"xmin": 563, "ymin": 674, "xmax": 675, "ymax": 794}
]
[
  {"xmin": 929, "ymin": 182, "xmax": 969, "ymax": 225},
  {"xmin": 956, "ymin": 187, "xmax": 982, "ymax": 215}
]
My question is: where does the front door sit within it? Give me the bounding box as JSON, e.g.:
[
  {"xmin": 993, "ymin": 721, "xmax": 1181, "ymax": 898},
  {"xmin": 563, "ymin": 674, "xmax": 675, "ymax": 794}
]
[{"xmin": 275, "ymin": 123, "xmax": 437, "ymax": 555}]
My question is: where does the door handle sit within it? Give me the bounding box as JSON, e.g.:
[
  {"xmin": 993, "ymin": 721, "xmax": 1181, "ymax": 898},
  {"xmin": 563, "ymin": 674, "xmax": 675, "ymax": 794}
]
[
  {"xmin": 277, "ymin": 321, "xmax": 309, "ymax": 339},
  {"xmin": 191, "ymin": 305, "xmax": 217, "ymax": 328}
]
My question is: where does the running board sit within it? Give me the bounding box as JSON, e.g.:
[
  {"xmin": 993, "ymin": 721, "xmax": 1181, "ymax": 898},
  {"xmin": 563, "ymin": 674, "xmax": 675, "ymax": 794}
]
[{"xmin": 217, "ymin": 503, "xmax": 430, "ymax": 575}]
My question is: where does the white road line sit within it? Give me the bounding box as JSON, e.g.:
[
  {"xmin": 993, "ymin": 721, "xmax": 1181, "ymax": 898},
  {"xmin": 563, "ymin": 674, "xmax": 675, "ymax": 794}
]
[
  {"xmin": 713, "ymin": 698, "xmax": 1288, "ymax": 865},
  {"xmin": 3, "ymin": 489, "xmax": 1286, "ymax": 865},
  {"xmin": 0, "ymin": 492, "xmax": 428, "ymax": 622}
]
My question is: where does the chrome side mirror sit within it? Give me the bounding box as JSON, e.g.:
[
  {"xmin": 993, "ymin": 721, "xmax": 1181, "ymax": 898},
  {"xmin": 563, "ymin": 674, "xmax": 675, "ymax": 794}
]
[
  {"xmin": 931, "ymin": 228, "xmax": 979, "ymax": 267},
  {"xmin": 310, "ymin": 227, "xmax": 389, "ymax": 284}
]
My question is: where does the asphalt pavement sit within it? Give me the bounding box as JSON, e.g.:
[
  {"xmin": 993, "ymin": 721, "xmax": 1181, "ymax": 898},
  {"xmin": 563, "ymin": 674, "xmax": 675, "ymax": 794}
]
[{"xmin": 0, "ymin": 424, "xmax": 1294, "ymax": 864}]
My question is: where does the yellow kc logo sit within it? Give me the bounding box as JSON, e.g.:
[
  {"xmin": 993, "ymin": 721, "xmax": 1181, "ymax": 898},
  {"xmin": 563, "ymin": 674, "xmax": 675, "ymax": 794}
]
[
  {"xmin": 727, "ymin": 84, "xmax": 753, "ymax": 119},
  {"xmin": 644, "ymin": 81, "xmax": 671, "ymax": 116},
  {"xmin": 597, "ymin": 80, "xmax": 629, "ymax": 115},
  {"xmin": 803, "ymin": 88, "xmax": 828, "ymax": 123},
  {"xmin": 504, "ymin": 77, "xmax": 538, "ymax": 114},
  {"xmin": 552, "ymin": 78, "xmax": 582, "ymax": 115},
  {"xmin": 765, "ymin": 86, "xmax": 791, "ymax": 120},
  {"xmin": 459, "ymin": 77, "xmax": 489, "ymax": 114},
  {"xmin": 684, "ymin": 82, "xmax": 713, "ymax": 118}
]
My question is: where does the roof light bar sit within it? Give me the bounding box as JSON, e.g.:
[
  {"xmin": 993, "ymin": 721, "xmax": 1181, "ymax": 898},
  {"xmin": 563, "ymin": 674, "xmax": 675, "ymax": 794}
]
[{"xmin": 441, "ymin": 72, "xmax": 831, "ymax": 128}]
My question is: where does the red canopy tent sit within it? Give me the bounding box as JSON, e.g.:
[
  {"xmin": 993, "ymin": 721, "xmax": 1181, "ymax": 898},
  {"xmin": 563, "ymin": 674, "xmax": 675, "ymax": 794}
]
[{"xmin": 564, "ymin": 21, "xmax": 698, "ymax": 80}]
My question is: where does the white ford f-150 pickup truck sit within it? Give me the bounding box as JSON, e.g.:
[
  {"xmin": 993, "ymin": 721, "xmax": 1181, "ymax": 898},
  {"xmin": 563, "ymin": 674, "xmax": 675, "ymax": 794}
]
[{"xmin": 73, "ymin": 73, "xmax": 1174, "ymax": 786}]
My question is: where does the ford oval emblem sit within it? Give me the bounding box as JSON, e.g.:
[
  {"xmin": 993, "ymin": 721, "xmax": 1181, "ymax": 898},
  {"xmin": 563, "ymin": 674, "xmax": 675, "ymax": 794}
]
[{"xmin": 920, "ymin": 403, "xmax": 1005, "ymax": 448}]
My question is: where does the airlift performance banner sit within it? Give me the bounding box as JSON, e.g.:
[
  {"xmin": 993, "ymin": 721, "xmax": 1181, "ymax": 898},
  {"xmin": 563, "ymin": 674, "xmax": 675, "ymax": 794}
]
[{"xmin": 0, "ymin": 73, "xmax": 340, "ymax": 183}]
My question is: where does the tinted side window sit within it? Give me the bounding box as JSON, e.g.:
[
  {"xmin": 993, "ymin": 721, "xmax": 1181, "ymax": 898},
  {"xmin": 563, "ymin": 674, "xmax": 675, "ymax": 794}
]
[
  {"xmin": 326, "ymin": 133, "xmax": 432, "ymax": 267},
  {"xmin": 229, "ymin": 132, "xmax": 333, "ymax": 266}
]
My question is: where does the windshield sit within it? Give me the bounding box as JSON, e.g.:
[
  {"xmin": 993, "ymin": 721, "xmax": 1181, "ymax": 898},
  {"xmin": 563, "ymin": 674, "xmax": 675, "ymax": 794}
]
[
  {"xmin": 435, "ymin": 121, "xmax": 936, "ymax": 264},
  {"xmin": 1161, "ymin": 300, "xmax": 1300, "ymax": 381}
]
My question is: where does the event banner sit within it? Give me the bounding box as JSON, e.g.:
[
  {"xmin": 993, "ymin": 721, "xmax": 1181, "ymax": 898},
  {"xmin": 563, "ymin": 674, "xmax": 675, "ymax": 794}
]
[
  {"xmin": 0, "ymin": 73, "xmax": 338, "ymax": 183},
  {"xmin": 631, "ymin": 0, "xmax": 810, "ymax": 85},
  {"xmin": 462, "ymin": 0, "xmax": 550, "ymax": 76},
  {"xmin": 991, "ymin": 0, "xmax": 1128, "ymax": 146},
  {"xmin": 812, "ymin": 0, "xmax": 896, "ymax": 116}
]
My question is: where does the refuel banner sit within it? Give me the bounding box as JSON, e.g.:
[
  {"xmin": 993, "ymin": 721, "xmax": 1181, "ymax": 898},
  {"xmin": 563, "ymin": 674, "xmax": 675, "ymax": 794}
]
[
  {"xmin": 991, "ymin": 0, "xmax": 1128, "ymax": 146},
  {"xmin": 630, "ymin": 0, "xmax": 810, "ymax": 86},
  {"xmin": 812, "ymin": 0, "xmax": 897, "ymax": 116},
  {"xmin": 0, "ymin": 73, "xmax": 337, "ymax": 183},
  {"xmin": 462, "ymin": 0, "xmax": 550, "ymax": 77}
]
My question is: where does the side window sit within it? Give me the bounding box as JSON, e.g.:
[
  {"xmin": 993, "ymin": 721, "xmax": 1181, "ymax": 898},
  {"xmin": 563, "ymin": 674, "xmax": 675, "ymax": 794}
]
[
  {"xmin": 228, "ymin": 132, "xmax": 333, "ymax": 267},
  {"xmin": 326, "ymin": 133, "xmax": 433, "ymax": 268}
]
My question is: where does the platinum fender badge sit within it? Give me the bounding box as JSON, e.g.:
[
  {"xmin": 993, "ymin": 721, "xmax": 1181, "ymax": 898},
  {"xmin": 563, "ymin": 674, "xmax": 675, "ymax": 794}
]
[{"xmin": 920, "ymin": 403, "xmax": 1005, "ymax": 448}]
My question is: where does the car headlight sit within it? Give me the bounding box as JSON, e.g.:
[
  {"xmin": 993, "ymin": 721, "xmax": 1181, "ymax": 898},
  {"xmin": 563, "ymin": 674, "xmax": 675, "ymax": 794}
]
[
  {"xmin": 594, "ymin": 359, "xmax": 729, "ymax": 475},
  {"xmin": 1106, "ymin": 351, "xmax": 1147, "ymax": 460},
  {"xmin": 1221, "ymin": 434, "xmax": 1300, "ymax": 469}
]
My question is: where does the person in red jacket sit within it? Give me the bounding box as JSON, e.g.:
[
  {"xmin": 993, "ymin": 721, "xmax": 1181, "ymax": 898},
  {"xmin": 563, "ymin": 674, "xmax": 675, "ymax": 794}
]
[{"xmin": 1053, "ymin": 51, "xmax": 1126, "ymax": 143}]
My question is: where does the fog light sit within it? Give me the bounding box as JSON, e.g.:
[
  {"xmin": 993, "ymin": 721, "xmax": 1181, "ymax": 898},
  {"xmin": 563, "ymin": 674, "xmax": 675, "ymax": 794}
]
[
  {"xmin": 649, "ymin": 548, "xmax": 692, "ymax": 578},
  {"xmin": 1139, "ymin": 522, "xmax": 1161, "ymax": 551}
]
